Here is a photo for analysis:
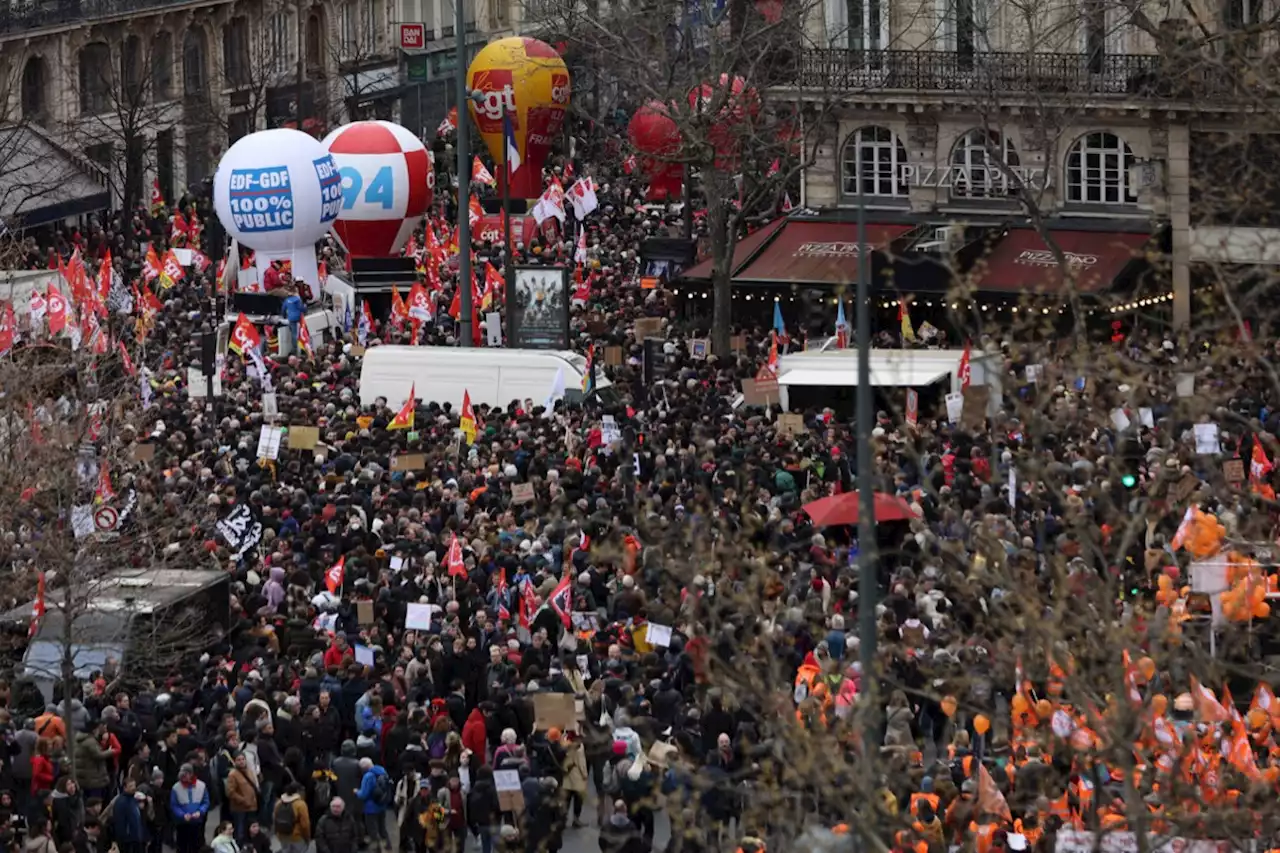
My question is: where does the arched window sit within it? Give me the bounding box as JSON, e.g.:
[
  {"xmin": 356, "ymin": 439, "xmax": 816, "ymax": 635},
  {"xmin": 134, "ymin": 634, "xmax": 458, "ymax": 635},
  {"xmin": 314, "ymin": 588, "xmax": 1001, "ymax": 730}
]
[
  {"xmin": 152, "ymin": 31, "xmax": 174, "ymax": 100},
  {"xmin": 1065, "ymin": 131, "xmax": 1136, "ymax": 204},
  {"xmin": 841, "ymin": 125, "xmax": 908, "ymax": 198},
  {"xmin": 183, "ymin": 27, "xmax": 208, "ymax": 98},
  {"xmin": 78, "ymin": 42, "xmax": 111, "ymax": 114},
  {"xmin": 950, "ymin": 128, "xmax": 1019, "ymax": 199},
  {"xmin": 306, "ymin": 10, "xmax": 325, "ymax": 74},
  {"xmin": 121, "ymin": 35, "xmax": 143, "ymax": 104},
  {"xmin": 21, "ymin": 56, "xmax": 46, "ymax": 119}
]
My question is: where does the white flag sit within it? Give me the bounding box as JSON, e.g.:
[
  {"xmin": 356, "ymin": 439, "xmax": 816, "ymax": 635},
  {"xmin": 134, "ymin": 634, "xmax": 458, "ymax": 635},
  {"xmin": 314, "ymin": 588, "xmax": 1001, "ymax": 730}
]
[
  {"xmin": 574, "ymin": 230, "xmax": 587, "ymax": 263},
  {"xmin": 568, "ymin": 178, "xmax": 598, "ymax": 220},
  {"xmin": 531, "ymin": 181, "xmax": 566, "ymax": 225},
  {"xmin": 544, "ymin": 366, "xmax": 566, "ymax": 416}
]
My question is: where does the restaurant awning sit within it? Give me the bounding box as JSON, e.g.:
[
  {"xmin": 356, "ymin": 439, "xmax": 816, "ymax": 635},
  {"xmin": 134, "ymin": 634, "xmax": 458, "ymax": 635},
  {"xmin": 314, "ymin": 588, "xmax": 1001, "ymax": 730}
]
[
  {"xmin": 734, "ymin": 220, "xmax": 914, "ymax": 285},
  {"xmin": 973, "ymin": 228, "xmax": 1151, "ymax": 293},
  {"xmin": 680, "ymin": 217, "xmax": 786, "ymax": 281}
]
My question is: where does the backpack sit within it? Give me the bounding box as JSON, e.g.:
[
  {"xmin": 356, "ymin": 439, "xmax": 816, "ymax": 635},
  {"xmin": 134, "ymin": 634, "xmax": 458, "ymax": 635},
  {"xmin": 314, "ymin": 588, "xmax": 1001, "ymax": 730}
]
[
  {"xmin": 273, "ymin": 801, "xmax": 296, "ymax": 835},
  {"xmin": 311, "ymin": 773, "xmax": 334, "ymax": 815},
  {"xmin": 373, "ymin": 772, "xmax": 396, "ymax": 808}
]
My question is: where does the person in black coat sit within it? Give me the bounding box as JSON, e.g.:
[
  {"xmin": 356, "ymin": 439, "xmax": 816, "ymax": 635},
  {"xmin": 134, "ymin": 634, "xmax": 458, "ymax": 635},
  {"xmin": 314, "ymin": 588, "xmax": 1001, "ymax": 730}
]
[
  {"xmin": 331, "ymin": 741, "xmax": 363, "ymax": 821},
  {"xmin": 599, "ymin": 800, "xmax": 647, "ymax": 853},
  {"xmin": 466, "ymin": 767, "xmax": 500, "ymax": 842},
  {"xmin": 275, "ymin": 698, "xmax": 304, "ymax": 757}
]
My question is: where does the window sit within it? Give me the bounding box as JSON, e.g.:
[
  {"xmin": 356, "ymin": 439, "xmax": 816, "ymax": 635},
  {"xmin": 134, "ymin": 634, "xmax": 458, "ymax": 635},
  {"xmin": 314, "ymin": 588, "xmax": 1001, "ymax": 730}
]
[
  {"xmin": 341, "ymin": 1, "xmax": 357, "ymax": 56},
  {"xmin": 362, "ymin": 0, "xmax": 384, "ymax": 52},
  {"xmin": 78, "ymin": 42, "xmax": 111, "ymax": 114},
  {"xmin": 824, "ymin": 0, "xmax": 885, "ymax": 48},
  {"xmin": 950, "ymin": 129, "xmax": 1020, "ymax": 198},
  {"xmin": 186, "ymin": 124, "xmax": 210, "ymax": 186},
  {"xmin": 21, "ymin": 56, "xmax": 45, "ymax": 119},
  {"xmin": 229, "ymin": 111, "xmax": 254, "ymax": 144},
  {"xmin": 269, "ymin": 11, "xmax": 296, "ymax": 76},
  {"xmin": 183, "ymin": 28, "xmax": 208, "ymax": 97},
  {"xmin": 1065, "ymin": 131, "xmax": 1136, "ymax": 204},
  {"xmin": 223, "ymin": 17, "xmax": 250, "ymax": 86},
  {"xmin": 306, "ymin": 12, "xmax": 325, "ymax": 73},
  {"xmin": 121, "ymin": 35, "xmax": 143, "ymax": 104},
  {"xmin": 841, "ymin": 125, "xmax": 908, "ymax": 198},
  {"xmin": 489, "ymin": 0, "xmax": 509, "ymax": 27},
  {"xmin": 936, "ymin": 0, "xmax": 989, "ymax": 57},
  {"xmin": 152, "ymin": 32, "xmax": 174, "ymax": 100}
]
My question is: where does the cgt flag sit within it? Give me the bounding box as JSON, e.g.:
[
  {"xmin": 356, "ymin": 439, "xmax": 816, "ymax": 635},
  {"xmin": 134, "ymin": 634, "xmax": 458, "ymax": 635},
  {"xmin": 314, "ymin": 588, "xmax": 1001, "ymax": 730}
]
[
  {"xmin": 388, "ymin": 383, "xmax": 416, "ymax": 430},
  {"xmin": 325, "ymin": 556, "xmax": 345, "ymax": 594},
  {"xmin": 446, "ymin": 532, "xmax": 467, "ymax": 578}
]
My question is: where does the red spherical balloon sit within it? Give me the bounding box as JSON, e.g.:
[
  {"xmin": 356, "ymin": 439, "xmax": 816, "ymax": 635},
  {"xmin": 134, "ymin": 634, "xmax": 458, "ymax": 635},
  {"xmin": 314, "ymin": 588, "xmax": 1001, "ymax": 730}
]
[{"xmin": 628, "ymin": 102, "xmax": 683, "ymax": 202}]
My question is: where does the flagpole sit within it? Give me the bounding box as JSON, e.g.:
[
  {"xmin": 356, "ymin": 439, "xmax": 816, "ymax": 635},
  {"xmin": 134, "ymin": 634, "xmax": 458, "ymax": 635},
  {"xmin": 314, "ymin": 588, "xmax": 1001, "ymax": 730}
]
[
  {"xmin": 455, "ymin": 10, "xmax": 473, "ymax": 349},
  {"xmin": 501, "ymin": 106, "xmax": 516, "ymax": 348}
]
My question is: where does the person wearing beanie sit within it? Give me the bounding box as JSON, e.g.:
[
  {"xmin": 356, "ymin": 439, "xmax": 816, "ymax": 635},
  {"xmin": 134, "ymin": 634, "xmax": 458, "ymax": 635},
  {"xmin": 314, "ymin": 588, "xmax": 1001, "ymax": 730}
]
[
  {"xmin": 332, "ymin": 741, "xmax": 363, "ymax": 825},
  {"xmin": 168, "ymin": 763, "xmax": 209, "ymax": 853}
]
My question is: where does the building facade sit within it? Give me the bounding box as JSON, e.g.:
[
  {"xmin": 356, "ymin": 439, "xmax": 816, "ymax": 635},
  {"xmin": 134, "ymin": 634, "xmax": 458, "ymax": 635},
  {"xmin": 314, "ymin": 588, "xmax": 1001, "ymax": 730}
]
[{"xmin": 782, "ymin": 0, "xmax": 1272, "ymax": 326}]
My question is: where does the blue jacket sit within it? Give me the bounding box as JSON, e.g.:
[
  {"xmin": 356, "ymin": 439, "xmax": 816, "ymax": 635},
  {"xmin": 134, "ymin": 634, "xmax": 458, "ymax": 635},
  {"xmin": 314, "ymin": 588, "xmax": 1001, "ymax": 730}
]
[
  {"xmin": 113, "ymin": 792, "xmax": 147, "ymax": 843},
  {"xmin": 356, "ymin": 766, "xmax": 388, "ymax": 815},
  {"xmin": 169, "ymin": 779, "xmax": 209, "ymax": 821}
]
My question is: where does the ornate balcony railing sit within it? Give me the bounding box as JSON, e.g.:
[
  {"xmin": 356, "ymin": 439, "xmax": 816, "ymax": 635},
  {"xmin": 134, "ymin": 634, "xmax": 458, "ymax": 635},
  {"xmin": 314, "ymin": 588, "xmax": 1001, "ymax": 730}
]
[
  {"xmin": 789, "ymin": 48, "xmax": 1241, "ymax": 100},
  {"xmin": 0, "ymin": 0, "xmax": 215, "ymax": 35}
]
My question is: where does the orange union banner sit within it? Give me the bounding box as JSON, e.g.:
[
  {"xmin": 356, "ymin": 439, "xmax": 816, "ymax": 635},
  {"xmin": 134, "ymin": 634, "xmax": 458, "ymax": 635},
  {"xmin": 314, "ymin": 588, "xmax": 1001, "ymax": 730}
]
[{"xmin": 467, "ymin": 37, "xmax": 570, "ymax": 199}]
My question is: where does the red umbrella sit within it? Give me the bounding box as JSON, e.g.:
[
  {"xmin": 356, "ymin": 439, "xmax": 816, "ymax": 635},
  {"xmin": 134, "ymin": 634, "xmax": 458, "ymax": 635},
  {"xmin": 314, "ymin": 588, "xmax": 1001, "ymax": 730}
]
[{"xmin": 801, "ymin": 491, "xmax": 914, "ymax": 526}]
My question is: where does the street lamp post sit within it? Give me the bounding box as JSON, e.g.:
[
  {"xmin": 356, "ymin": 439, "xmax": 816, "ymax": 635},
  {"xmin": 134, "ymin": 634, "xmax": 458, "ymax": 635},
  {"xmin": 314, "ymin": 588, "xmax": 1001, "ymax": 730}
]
[{"xmin": 454, "ymin": 0, "xmax": 473, "ymax": 347}]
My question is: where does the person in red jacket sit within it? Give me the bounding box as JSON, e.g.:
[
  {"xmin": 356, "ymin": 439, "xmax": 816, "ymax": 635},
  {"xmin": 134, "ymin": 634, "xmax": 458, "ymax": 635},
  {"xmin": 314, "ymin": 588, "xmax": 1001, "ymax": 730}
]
[
  {"xmin": 31, "ymin": 740, "xmax": 54, "ymax": 796},
  {"xmin": 462, "ymin": 707, "xmax": 488, "ymax": 766},
  {"xmin": 323, "ymin": 636, "xmax": 348, "ymax": 670}
]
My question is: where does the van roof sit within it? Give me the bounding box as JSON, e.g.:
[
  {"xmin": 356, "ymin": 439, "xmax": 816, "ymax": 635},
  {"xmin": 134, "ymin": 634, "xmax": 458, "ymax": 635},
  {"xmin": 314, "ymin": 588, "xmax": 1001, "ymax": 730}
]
[{"xmin": 361, "ymin": 345, "xmax": 596, "ymax": 375}]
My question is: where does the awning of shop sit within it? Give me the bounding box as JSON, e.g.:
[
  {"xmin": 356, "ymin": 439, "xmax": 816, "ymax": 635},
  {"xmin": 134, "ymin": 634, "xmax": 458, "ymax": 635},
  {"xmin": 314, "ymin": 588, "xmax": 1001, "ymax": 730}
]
[
  {"xmin": 680, "ymin": 217, "xmax": 786, "ymax": 281},
  {"xmin": 0, "ymin": 125, "xmax": 108, "ymax": 228},
  {"xmin": 733, "ymin": 220, "xmax": 914, "ymax": 286},
  {"xmin": 973, "ymin": 228, "xmax": 1151, "ymax": 293}
]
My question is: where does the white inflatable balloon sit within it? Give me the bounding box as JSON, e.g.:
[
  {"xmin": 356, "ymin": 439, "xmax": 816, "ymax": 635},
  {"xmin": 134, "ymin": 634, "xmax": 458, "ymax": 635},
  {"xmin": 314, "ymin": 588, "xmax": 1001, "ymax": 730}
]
[
  {"xmin": 213, "ymin": 128, "xmax": 342, "ymax": 288},
  {"xmin": 213, "ymin": 128, "xmax": 342, "ymax": 254}
]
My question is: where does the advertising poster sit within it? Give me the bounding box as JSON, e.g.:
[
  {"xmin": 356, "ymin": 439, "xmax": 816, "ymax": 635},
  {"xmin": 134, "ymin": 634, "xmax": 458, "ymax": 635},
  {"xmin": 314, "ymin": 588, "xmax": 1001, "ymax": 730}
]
[{"xmin": 513, "ymin": 266, "xmax": 569, "ymax": 349}]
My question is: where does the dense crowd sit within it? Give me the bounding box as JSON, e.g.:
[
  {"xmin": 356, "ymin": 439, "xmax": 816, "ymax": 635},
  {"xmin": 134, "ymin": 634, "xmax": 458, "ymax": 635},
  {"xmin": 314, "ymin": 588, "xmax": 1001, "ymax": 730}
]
[{"xmin": 1, "ymin": 122, "xmax": 1279, "ymax": 853}]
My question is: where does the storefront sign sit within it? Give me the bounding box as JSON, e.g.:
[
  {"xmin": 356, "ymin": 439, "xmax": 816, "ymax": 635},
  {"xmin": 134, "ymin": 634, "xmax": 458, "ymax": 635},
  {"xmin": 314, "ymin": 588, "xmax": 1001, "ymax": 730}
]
[
  {"xmin": 796, "ymin": 242, "xmax": 865, "ymax": 257},
  {"xmin": 899, "ymin": 165, "xmax": 1051, "ymax": 190},
  {"xmin": 1014, "ymin": 250, "xmax": 1099, "ymax": 268}
]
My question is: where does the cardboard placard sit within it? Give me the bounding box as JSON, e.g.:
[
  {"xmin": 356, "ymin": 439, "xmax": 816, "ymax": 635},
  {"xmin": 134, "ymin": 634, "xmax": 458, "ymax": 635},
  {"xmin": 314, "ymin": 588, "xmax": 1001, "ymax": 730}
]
[
  {"xmin": 639, "ymin": 276, "xmax": 659, "ymax": 289},
  {"xmin": 288, "ymin": 426, "xmax": 320, "ymax": 450},
  {"xmin": 633, "ymin": 317, "xmax": 664, "ymax": 340},
  {"xmin": 356, "ymin": 600, "xmax": 375, "ymax": 625},
  {"xmin": 730, "ymin": 334, "xmax": 746, "ymax": 352},
  {"xmin": 585, "ymin": 312, "xmax": 607, "ymax": 335},
  {"xmin": 1173, "ymin": 473, "xmax": 1201, "ymax": 503},
  {"xmin": 740, "ymin": 379, "xmax": 780, "ymax": 407},
  {"xmin": 960, "ymin": 386, "xmax": 990, "ymax": 430},
  {"xmin": 777, "ymin": 413, "xmax": 805, "ymax": 437},
  {"xmin": 603, "ymin": 345, "xmax": 623, "ymax": 366},
  {"xmin": 533, "ymin": 692, "xmax": 577, "ymax": 733},
  {"xmin": 132, "ymin": 443, "xmax": 155, "ymax": 462},
  {"xmin": 494, "ymin": 769, "xmax": 524, "ymax": 812},
  {"xmin": 512, "ymin": 482, "xmax": 535, "ymax": 504},
  {"xmin": 391, "ymin": 453, "xmax": 426, "ymax": 472},
  {"xmin": 349, "ymin": 345, "xmax": 367, "ymax": 357},
  {"xmin": 1224, "ymin": 459, "xmax": 1245, "ymax": 484}
]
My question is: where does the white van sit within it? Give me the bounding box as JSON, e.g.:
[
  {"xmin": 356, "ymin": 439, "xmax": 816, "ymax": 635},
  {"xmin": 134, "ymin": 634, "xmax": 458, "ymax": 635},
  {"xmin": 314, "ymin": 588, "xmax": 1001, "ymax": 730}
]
[{"xmin": 359, "ymin": 345, "xmax": 617, "ymax": 409}]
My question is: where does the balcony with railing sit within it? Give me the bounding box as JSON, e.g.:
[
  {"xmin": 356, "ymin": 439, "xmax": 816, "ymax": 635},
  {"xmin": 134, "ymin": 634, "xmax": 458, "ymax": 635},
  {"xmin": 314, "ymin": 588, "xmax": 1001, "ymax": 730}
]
[
  {"xmin": 787, "ymin": 48, "xmax": 1252, "ymax": 100},
  {"xmin": 0, "ymin": 0, "xmax": 221, "ymax": 35}
]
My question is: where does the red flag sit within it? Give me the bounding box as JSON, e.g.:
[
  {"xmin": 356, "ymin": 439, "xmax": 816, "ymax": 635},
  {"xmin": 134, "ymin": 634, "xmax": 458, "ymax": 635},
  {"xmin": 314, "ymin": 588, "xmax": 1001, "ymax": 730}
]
[
  {"xmin": 95, "ymin": 462, "xmax": 115, "ymax": 502},
  {"xmin": 518, "ymin": 578, "xmax": 538, "ymax": 630},
  {"xmin": 495, "ymin": 569, "xmax": 510, "ymax": 621},
  {"xmin": 548, "ymin": 574, "xmax": 573, "ymax": 627},
  {"xmin": 297, "ymin": 317, "xmax": 314, "ymax": 356},
  {"xmin": 28, "ymin": 571, "xmax": 45, "ymax": 639},
  {"xmin": 46, "ymin": 284, "xmax": 66, "ymax": 335},
  {"xmin": 118, "ymin": 340, "xmax": 136, "ymax": 376},
  {"xmin": 959, "ymin": 341, "xmax": 972, "ymax": 391},
  {"xmin": 391, "ymin": 286, "xmax": 409, "ymax": 329},
  {"xmin": 143, "ymin": 245, "xmax": 162, "ymax": 282},
  {"xmin": 446, "ymin": 533, "xmax": 467, "ymax": 578},
  {"xmin": 408, "ymin": 281, "xmax": 432, "ymax": 323},
  {"xmin": 325, "ymin": 556, "xmax": 345, "ymax": 594},
  {"xmin": 0, "ymin": 301, "xmax": 14, "ymax": 357},
  {"xmin": 96, "ymin": 250, "xmax": 112, "ymax": 306},
  {"xmin": 388, "ymin": 384, "xmax": 416, "ymax": 430},
  {"xmin": 228, "ymin": 313, "xmax": 262, "ymax": 356},
  {"xmin": 150, "ymin": 178, "xmax": 165, "ymax": 214}
]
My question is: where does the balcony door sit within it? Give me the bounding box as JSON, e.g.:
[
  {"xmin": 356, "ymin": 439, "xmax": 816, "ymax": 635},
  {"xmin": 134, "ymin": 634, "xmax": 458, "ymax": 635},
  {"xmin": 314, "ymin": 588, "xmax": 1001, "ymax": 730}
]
[{"xmin": 825, "ymin": 0, "xmax": 887, "ymax": 51}]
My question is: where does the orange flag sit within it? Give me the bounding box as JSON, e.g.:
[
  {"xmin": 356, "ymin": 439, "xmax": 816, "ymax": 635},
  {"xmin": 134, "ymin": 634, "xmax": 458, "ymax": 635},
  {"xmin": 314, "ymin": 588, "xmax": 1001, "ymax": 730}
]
[
  {"xmin": 388, "ymin": 384, "xmax": 415, "ymax": 430},
  {"xmin": 1190, "ymin": 675, "xmax": 1229, "ymax": 722},
  {"xmin": 976, "ymin": 764, "xmax": 1011, "ymax": 824}
]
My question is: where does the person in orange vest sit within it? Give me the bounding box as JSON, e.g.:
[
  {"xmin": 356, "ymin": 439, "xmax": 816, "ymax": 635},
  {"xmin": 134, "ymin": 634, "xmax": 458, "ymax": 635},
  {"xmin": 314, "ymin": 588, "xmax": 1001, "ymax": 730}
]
[
  {"xmin": 793, "ymin": 651, "xmax": 823, "ymax": 703},
  {"xmin": 912, "ymin": 800, "xmax": 945, "ymax": 853},
  {"xmin": 910, "ymin": 777, "xmax": 940, "ymax": 818},
  {"xmin": 968, "ymin": 813, "xmax": 1005, "ymax": 853}
]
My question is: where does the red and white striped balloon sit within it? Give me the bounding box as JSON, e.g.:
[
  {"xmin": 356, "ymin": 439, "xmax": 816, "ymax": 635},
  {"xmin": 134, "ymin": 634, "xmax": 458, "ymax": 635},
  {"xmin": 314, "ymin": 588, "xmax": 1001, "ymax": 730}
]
[{"xmin": 321, "ymin": 120, "xmax": 434, "ymax": 258}]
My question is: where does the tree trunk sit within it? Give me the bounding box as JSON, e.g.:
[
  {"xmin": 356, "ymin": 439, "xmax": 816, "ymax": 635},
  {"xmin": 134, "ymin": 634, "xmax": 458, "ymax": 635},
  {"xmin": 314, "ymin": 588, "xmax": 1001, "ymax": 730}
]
[{"xmin": 708, "ymin": 190, "xmax": 732, "ymax": 355}]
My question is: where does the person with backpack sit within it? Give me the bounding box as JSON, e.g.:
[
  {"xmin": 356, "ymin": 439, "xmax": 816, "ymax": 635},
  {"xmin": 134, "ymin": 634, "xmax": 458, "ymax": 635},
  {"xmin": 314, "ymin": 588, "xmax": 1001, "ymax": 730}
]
[
  {"xmin": 355, "ymin": 758, "xmax": 392, "ymax": 852},
  {"xmin": 272, "ymin": 783, "xmax": 310, "ymax": 853}
]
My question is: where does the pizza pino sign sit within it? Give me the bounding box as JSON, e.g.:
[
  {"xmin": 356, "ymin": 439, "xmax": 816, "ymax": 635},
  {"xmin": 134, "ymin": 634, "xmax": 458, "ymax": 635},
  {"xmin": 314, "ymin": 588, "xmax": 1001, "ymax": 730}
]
[
  {"xmin": 1014, "ymin": 250, "xmax": 1099, "ymax": 268},
  {"xmin": 898, "ymin": 164, "xmax": 1052, "ymax": 190},
  {"xmin": 796, "ymin": 242, "xmax": 866, "ymax": 257}
]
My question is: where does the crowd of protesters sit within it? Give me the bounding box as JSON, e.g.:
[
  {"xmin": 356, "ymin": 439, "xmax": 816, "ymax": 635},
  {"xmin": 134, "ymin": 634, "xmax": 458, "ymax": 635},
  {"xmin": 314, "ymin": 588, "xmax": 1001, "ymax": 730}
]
[{"xmin": 0, "ymin": 117, "xmax": 1277, "ymax": 853}]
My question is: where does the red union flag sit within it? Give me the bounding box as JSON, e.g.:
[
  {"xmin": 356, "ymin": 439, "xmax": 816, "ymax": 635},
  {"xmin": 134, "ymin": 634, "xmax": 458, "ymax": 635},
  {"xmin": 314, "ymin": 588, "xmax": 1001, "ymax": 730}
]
[
  {"xmin": 446, "ymin": 533, "xmax": 467, "ymax": 578},
  {"xmin": 325, "ymin": 556, "xmax": 345, "ymax": 594},
  {"xmin": 228, "ymin": 312, "xmax": 261, "ymax": 356},
  {"xmin": 46, "ymin": 284, "xmax": 66, "ymax": 334}
]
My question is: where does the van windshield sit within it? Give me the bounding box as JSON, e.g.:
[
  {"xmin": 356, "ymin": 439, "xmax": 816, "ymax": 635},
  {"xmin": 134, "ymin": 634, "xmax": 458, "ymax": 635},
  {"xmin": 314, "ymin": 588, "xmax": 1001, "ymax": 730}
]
[{"xmin": 593, "ymin": 385, "xmax": 620, "ymax": 405}]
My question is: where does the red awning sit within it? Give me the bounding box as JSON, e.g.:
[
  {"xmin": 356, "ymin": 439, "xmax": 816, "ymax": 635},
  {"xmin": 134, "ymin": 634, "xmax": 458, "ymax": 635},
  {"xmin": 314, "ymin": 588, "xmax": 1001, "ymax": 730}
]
[
  {"xmin": 681, "ymin": 217, "xmax": 786, "ymax": 281},
  {"xmin": 733, "ymin": 220, "xmax": 913, "ymax": 285},
  {"xmin": 974, "ymin": 229, "xmax": 1150, "ymax": 293}
]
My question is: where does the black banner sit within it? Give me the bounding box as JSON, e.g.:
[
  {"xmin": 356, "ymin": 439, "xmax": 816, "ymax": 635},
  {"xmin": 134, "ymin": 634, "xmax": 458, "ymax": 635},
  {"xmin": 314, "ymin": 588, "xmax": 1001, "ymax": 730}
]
[{"xmin": 216, "ymin": 504, "xmax": 263, "ymax": 559}]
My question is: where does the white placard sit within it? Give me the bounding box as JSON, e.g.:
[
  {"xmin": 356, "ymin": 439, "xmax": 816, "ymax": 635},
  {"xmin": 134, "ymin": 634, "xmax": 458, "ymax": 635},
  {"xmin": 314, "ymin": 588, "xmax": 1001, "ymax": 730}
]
[
  {"xmin": 1111, "ymin": 408, "xmax": 1131, "ymax": 432},
  {"xmin": 1008, "ymin": 467, "xmax": 1016, "ymax": 511},
  {"xmin": 257, "ymin": 425, "xmax": 284, "ymax": 460},
  {"xmin": 405, "ymin": 602, "xmax": 438, "ymax": 630},
  {"xmin": 945, "ymin": 392, "xmax": 964, "ymax": 424},
  {"xmin": 390, "ymin": 556, "xmax": 405, "ymax": 571},
  {"xmin": 172, "ymin": 248, "xmax": 194, "ymax": 266},
  {"xmin": 354, "ymin": 644, "xmax": 375, "ymax": 666},
  {"xmin": 1193, "ymin": 423, "xmax": 1221, "ymax": 455},
  {"xmin": 646, "ymin": 623, "xmax": 673, "ymax": 647},
  {"xmin": 486, "ymin": 312, "xmax": 502, "ymax": 347},
  {"xmin": 1176, "ymin": 373, "xmax": 1195, "ymax": 398},
  {"xmin": 1026, "ymin": 364, "xmax": 1042, "ymax": 384},
  {"xmin": 1138, "ymin": 408, "xmax": 1154, "ymax": 428},
  {"xmin": 261, "ymin": 392, "xmax": 278, "ymax": 418},
  {"xmin": 576, "ymin": 654, "xmax": 589, "ymax": 676},
  {"xmin": 493, "ymin": 769, "xmax": 521, "ymax": 792},
  {"xmin": 186, "ymin": 367, "xmax": 223, "ymax": 398},
  {"xmin": 601, "ymin": 415, "xmax": 621, "ymax": 445}
]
